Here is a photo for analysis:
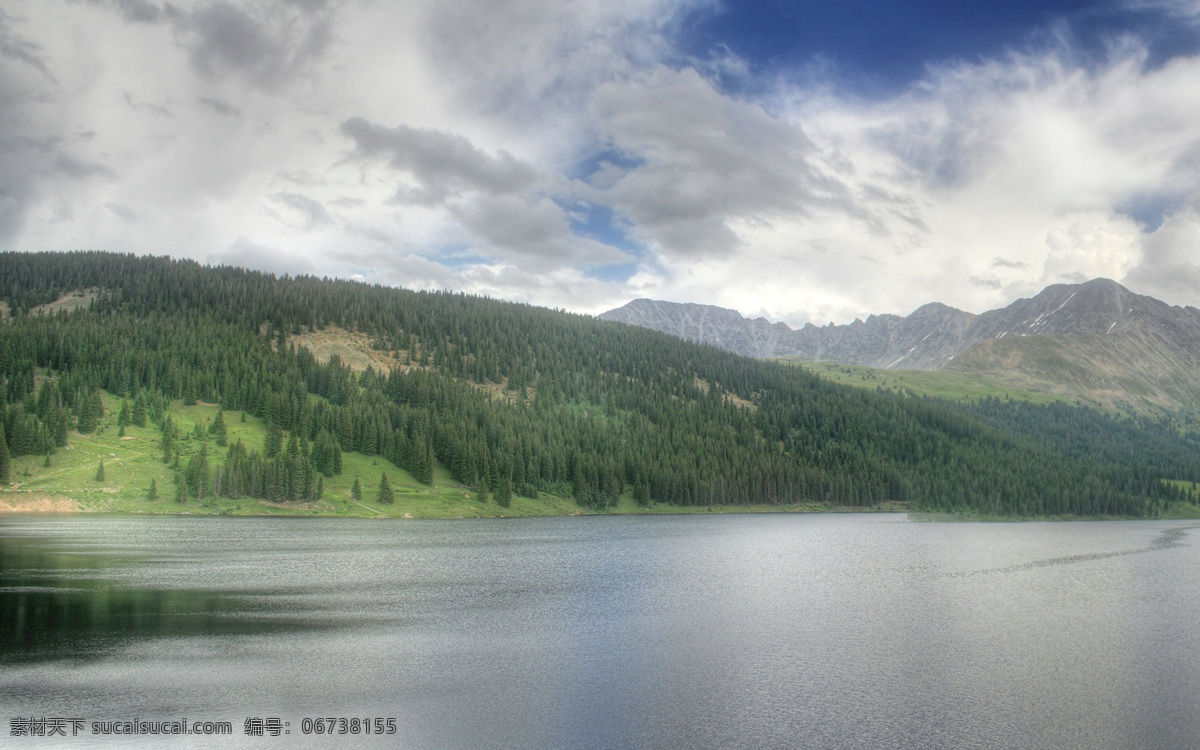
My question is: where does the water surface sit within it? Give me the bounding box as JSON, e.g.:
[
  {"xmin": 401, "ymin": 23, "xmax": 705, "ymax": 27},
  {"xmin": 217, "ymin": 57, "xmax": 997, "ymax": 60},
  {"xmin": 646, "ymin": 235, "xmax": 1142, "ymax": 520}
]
[{"xmin": 2, "ymin": 514, "xmax": 1198, "ymax": 749}]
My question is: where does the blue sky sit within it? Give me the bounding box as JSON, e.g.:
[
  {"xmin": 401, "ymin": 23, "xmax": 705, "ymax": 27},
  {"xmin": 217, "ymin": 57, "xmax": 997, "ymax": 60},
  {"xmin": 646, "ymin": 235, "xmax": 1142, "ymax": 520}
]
[{"xmin": 4, "ymin": 0, "xmax": 1200, "ymax": 324}]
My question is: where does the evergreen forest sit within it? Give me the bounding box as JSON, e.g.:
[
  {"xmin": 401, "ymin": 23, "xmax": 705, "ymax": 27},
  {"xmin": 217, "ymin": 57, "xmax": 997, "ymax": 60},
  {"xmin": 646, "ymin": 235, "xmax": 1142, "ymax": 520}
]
[{"xmin": 2, "ymin": 251, "xmax": 1199, "ymax": 518}]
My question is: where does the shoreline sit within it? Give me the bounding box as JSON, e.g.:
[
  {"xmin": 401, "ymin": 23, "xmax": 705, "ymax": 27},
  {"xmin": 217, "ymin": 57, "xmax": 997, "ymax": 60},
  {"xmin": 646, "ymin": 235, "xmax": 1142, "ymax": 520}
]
[{"xmin": 3, "ymin": 493, "xmax": 1197, "ymax": 520}]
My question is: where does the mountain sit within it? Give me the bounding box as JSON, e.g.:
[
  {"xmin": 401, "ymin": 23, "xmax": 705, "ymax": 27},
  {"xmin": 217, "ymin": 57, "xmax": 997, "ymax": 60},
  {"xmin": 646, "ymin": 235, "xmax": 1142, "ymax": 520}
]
[
  {"xmin": 600, "ymin": 278, "xmax": 1200, "ymax": 412},
  {"xmin": 598, "ymin": 297, "xmax": 978, "ymax": 364},
  {"xmin": 593, "ymin": 299, "xmax": 796, "ymax": 358},
  {"xmin": 2, "ymin": 251, "xmax": 1199, "ymax": 519}
]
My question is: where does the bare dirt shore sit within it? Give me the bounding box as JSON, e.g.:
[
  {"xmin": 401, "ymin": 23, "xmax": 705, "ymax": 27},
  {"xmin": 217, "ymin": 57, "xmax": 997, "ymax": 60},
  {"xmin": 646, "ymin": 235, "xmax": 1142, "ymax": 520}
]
[{"xmin": 0, "ymin": 493, "xmax": 85, "ymax": 513}]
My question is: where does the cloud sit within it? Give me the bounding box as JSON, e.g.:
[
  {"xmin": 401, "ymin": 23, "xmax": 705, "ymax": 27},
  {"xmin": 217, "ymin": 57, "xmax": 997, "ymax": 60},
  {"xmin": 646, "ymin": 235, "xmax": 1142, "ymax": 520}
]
[
  {"xmin": 587, "ymin": 66, "xmax": 857, "ymax": 258},
  {"xmin": 213, "ymin": 236, "xmax": 318, "ymax": 276},
  {"xmin": 78, "ymin": 0, "xmax": 336, "ymax": 90},
  {"xmin": 991, "ymin": 257, "xmax": 1028, "ymax": 269},
  {"xmin": 75, "ymin": 0, "xmax": 164, "ymax": 24},
  {"xmin": 272, "ymin": 191, "xmax": 334, "ymax": 229},
  {"xmin": 1123, "ymin": 203, "xmax": 1200, "ymax": 303},
  {"xmin": 172, "ymin": 2, "xmax": 333, "ymax": 90},
  {"xmin": 198, "ymin": 96, "xmax": 241, "ymax": 117},
  {"xmin": 340, "ymin": 117, "xmax": 538, "ymax": 205},
  {"xmin": 451, "ymin": 194, "xmax": 631, "ymax": 268},
  {"xmin": 419, "ymin": 0, "xmax": 695, "ymax": 133},
  {"xmin": 52, "ymin": 152, "xmax": 117, "ymax": 180},
  {"xmin": 0, "ymin": 7, "xmax": 57, "ymax": 82}
]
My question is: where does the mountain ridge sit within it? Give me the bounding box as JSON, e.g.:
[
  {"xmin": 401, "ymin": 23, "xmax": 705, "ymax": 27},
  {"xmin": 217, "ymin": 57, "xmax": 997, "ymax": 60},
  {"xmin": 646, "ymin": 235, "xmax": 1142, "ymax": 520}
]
[{"xmin": 599, "ymin": 278, "xmax": 1200, "ymax": 412}]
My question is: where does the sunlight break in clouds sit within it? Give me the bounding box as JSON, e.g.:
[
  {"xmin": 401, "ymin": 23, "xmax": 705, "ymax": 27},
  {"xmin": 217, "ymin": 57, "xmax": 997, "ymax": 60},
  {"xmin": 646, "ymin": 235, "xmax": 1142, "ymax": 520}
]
[{"xmin": 3, "ymin": 0, "xmax": 1200, "ymax": 324}]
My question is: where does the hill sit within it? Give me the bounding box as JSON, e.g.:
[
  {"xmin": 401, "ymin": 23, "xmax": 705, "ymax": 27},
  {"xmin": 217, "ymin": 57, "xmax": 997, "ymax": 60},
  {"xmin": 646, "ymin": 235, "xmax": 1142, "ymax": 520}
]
[{"xmin": 2, "ymin": 251, "xmax": 1200, "ymax": 518}]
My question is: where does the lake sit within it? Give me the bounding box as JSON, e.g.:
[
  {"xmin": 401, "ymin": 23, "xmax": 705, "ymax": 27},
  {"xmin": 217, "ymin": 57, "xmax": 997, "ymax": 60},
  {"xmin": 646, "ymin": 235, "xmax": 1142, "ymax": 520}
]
[{"xmin": 2, "ymin": 513, "xmax": 1198, "ymax": 749}]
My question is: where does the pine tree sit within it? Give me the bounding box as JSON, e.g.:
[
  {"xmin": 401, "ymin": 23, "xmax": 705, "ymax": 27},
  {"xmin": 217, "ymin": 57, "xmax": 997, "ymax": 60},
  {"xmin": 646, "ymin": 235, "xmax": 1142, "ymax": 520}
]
[
  {"xmin": 95, "ymin": 461, "xmax": 105, "ymax": 482},
  {"xmin": 210, "ymin": 410, "xmax": 228, "ymax": 446},
  {"xmin": 265, "ymin": 422, "xmax": 283, "ymax": 458},
  {"xmin": 495, "ymin": 464, "xmax": 513, "ymax": 508},
  {"xmin": 161, "ymin": 415, "xmax": 175, "ymax": 463},
  {"xmin": 0, "ymin": 425, "xmax": 9, "ymax": 483},
  {"xmin": 132, "ymin": 392, "xmax": 147, "ymax": 428},
  {"xmin": 147, "ymin": 479, "xmax": 158, "ymax": 501},
  {"xmin": 378, "ymin": 473, "xmax": 394, "ymax": 504},
  {"xmin": 351, "ymin": 477, "xmax": 362, "ymax": 502},
  {"xmin": 77, "ymin": 390, "xmax": 100, "ymax": 434}
]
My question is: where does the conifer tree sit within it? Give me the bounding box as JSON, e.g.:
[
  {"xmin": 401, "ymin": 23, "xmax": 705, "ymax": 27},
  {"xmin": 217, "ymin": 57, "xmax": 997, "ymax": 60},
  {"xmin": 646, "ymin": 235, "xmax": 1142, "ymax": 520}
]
[
  {"xmin": 77, "ymin": 390, "xmax": 100, "ymax": 434},
  {"xmin": 147, "ymin": 479, "xmax": 158, "ymax": 501},
  {"xmin": 265, "ymin": 422, "xmax": 283, "ymax": 458},
  {"xmin": 161, "ymin": 415, "xmax": 175, "ymax": 463},
  {"xmin": 351, "ymin": 477, "xmax": 362, "ymax": 502},
  {"xmin": 132, "ymin": 392, "xmax": 147, "ymax": 427},
  {"xmin": 210, "ymin": 410, "xmax": 228, "ymax": 446},
  {"xmin": 378, "ymin": 473, "xmax": 394, "ymax": 504},
  {"xmin": 95, "ymin": 461, "xmax": 105, "ymax": 482},
  {"xmin": 0, "ymin": 425, "xmax": 9, "ymax": 483},
  {"xmin": 495, "ymin": 464, "xmax": 513, "ymax": 508}
]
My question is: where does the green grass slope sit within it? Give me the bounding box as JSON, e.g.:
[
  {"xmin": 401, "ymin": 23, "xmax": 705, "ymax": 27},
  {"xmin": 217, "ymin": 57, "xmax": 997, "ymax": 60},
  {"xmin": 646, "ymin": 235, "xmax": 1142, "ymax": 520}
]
[
  {"xmin": 943, "ymin": 333, "xmax": 1200, "ymax": 416},
  {"xmin": 1, "ymin": 392, "xmax": 584, "ymax": 518},
  {"xmin": 778, "ymin": 360, "xmax": 1074, "ymax": 407}
]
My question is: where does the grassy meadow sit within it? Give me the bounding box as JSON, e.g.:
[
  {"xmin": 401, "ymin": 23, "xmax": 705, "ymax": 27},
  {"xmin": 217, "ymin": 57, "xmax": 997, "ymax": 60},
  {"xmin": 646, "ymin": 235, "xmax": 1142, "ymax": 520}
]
[{"xmin": 783, "ymin": 360, "xmax": 1073, "ymax": 406}]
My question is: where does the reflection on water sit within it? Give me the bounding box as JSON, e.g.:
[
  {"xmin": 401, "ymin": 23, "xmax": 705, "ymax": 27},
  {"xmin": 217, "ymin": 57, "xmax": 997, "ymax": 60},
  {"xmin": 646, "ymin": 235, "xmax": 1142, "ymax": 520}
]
[
  {"xmin": 1, "ymin": 514, "xmax": 1199, "ymax": 750},
  {"xmin": 1, "ymin": 536, "xmax": 325, "ymax": 664}
]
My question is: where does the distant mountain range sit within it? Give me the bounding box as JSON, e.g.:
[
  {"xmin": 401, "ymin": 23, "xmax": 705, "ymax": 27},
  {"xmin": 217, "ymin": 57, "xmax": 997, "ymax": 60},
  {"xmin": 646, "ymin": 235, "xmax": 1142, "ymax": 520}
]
[{"xmin": 599, "ymin": 278, "xmax": 1200, "ymax": 412}]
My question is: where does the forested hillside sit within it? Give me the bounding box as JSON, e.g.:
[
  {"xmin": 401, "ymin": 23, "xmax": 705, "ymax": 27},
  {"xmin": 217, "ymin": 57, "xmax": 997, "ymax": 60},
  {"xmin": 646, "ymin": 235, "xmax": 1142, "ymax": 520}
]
[{"xmin": 2, "ymin": 251, "xmax": 1198, "ymax": 517}]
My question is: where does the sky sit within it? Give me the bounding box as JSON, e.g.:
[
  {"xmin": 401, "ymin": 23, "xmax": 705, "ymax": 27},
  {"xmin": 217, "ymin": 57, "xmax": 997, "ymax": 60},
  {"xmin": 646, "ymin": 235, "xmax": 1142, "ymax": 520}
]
[{"xmin": 4, "ymin": 0, "xmax": 1200, "ymax": 326}]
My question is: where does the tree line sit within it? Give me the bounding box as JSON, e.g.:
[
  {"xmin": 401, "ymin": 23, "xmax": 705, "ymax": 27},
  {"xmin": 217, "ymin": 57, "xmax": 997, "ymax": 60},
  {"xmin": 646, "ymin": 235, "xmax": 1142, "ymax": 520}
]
[{"xmin": 2, "ymin": 250, "xmax": 1198, "ymax": 516}]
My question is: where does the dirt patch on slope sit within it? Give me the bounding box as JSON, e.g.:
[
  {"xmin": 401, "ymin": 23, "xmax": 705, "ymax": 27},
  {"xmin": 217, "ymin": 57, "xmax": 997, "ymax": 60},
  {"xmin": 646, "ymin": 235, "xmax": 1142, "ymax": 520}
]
[
  {"xmin": 287, "ymin": 326, "xmax": 410, "ymax": 374},
  {"xmin": 30, "ymin": 288, "xmax": 101, "ymax": 316}
]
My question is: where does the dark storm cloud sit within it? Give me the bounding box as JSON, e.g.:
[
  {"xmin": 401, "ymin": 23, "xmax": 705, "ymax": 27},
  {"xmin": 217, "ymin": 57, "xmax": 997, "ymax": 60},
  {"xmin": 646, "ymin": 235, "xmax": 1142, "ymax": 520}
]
[{"xmin": 340, "ymin": 117, "xmax": 539, "ymax": 205}]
